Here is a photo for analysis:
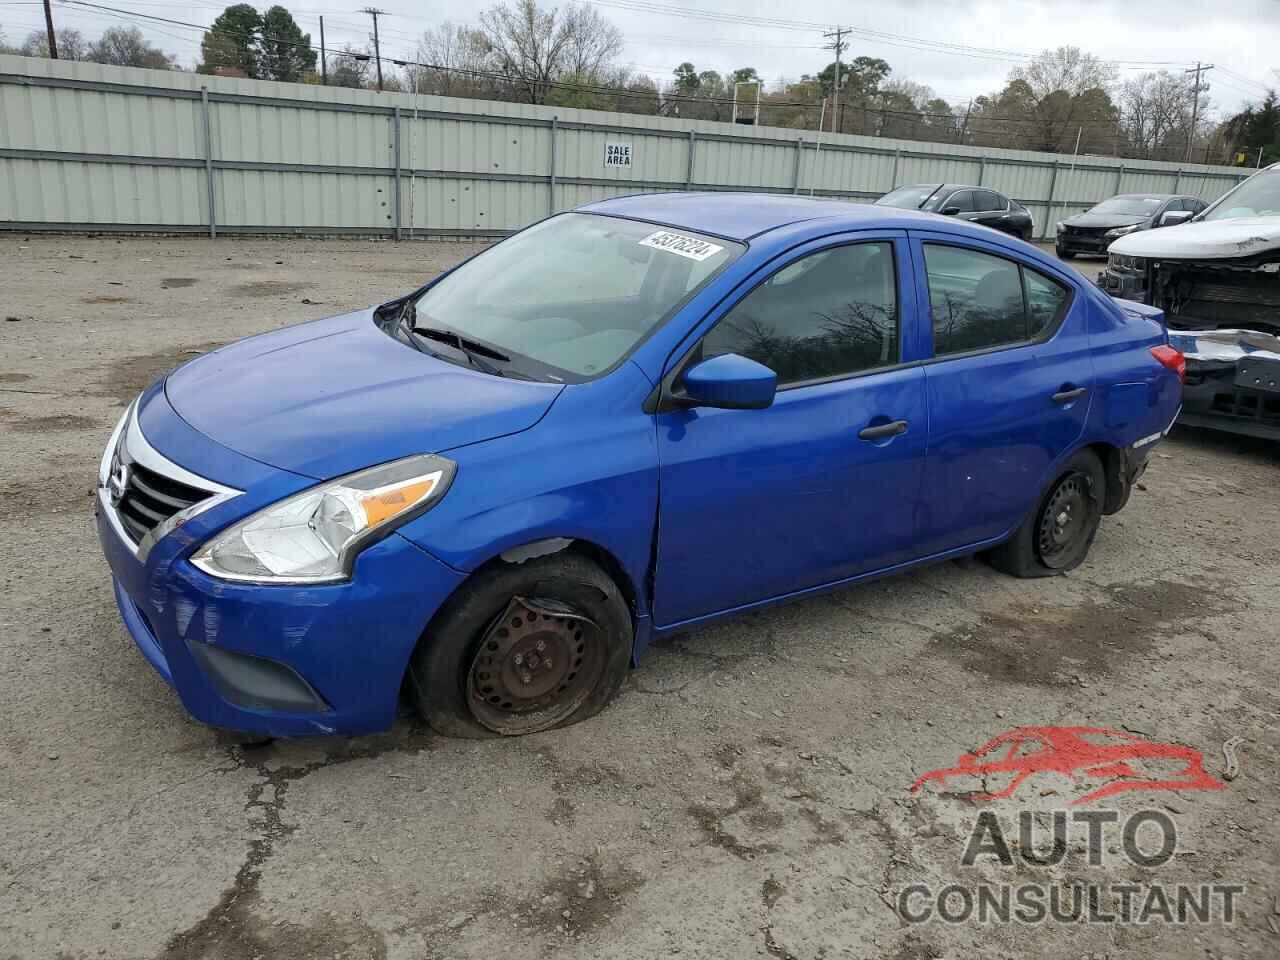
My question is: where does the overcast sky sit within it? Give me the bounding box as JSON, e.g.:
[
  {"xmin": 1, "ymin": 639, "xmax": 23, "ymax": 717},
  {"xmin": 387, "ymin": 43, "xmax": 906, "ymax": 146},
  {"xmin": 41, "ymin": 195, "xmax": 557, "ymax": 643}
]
[{"xmin": 6, "ymin": 0, "xmax": 1276, "ymax": 115}]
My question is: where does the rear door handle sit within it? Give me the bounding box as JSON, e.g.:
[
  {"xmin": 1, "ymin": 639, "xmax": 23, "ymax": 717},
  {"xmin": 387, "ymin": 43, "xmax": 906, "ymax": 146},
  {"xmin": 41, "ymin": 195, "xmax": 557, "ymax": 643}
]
[
  {"xmin": 1052, "ymin": 387, "xmax": 1088, "ymax": 404},
  {"xmin": 858, "ymin": 419, "xmax": 909, "ymax": 440}
]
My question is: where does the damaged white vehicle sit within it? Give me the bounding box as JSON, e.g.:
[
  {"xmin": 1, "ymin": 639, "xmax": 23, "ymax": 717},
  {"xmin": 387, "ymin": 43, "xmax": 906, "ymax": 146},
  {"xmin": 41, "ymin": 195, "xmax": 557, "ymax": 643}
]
[{"xmin": 1101, "ymin": 163, "xmax": 1280, "ymax": 440}]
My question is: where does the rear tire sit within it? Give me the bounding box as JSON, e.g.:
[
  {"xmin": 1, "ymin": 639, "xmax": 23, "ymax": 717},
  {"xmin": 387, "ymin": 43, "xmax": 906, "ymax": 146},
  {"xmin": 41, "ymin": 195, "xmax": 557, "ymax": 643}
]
[
  {"xmin": 408, "ymin": 553, "xmax": 632, "ymax": 738},
  {"xmin": 987, "ymin": 449, "xmax": 1105, "ymax": 578}
]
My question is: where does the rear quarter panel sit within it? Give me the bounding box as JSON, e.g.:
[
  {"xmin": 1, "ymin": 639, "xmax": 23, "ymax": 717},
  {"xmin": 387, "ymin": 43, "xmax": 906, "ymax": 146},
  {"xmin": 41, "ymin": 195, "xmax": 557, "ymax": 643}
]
[{"xmin": 1085, "ymin": 292, "xmax": 1182, "ymax": 447}]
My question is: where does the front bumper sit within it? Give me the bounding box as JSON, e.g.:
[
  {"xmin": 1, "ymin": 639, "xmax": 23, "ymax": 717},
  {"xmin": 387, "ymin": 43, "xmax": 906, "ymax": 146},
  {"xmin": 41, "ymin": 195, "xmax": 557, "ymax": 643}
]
[
  {"xmin": 1169, "ymin": 331, "xmax": 1280, "ymax": 441},
  {"xmin": 98, "ymin": 501, "xmax": 465, "ymax": 736},
  {"xmin": 1058, "ymin": 232, "xmax": 1111, "ymax": 255},
  {"xmin": 1179, "ymin": 370, "xmax": 1280, "ymax": 440},
  {"xmin": 95, "ymin": 391, "xmax": 468, "ymax": 736}
]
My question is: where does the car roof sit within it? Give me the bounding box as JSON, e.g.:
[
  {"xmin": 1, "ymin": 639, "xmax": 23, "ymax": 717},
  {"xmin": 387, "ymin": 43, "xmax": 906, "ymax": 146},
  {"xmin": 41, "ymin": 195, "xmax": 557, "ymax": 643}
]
[
  {"xmin": 1110, "ymin": 193, "xmax": 1178, "ymax": 200},
  {"xmin": 578, "ymin": 191, "xmax": 952, "ymax": 242},
  {"xmin": 938, "ymin": 184, "xmax": 1004, "ymax": 194}
]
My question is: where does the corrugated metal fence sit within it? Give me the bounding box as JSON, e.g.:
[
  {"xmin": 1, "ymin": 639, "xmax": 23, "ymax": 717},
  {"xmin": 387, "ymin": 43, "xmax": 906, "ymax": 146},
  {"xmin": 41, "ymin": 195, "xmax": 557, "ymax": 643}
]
[{"xmin": 0, "ymin": 54, "xmax": 1252, "ymax": 242}]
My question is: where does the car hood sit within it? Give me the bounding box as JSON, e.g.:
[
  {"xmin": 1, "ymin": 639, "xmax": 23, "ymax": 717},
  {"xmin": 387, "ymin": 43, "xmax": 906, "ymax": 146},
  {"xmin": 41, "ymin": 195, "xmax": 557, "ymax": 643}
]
[
  {"xmin": 1109, "ymin": 217, "xmax": 1280, "ymax": 259},
  {"xmin": 1063, "ymin": 213, "xmax": 1147, "ymax": 230},
  {"xmin": 165, "ymin": 309, "xmax": 563, "ymax": 479}
]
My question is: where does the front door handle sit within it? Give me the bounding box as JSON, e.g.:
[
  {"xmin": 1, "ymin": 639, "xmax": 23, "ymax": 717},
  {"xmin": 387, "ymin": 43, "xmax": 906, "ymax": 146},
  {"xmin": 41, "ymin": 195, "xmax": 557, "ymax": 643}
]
[
  {"xmin": 1052, "ymin": 387, "xmax": 1088, "ymax": 404},
  {"xmin": 858, "ymin": 419, "xmax": 909, "ymax": 441}
]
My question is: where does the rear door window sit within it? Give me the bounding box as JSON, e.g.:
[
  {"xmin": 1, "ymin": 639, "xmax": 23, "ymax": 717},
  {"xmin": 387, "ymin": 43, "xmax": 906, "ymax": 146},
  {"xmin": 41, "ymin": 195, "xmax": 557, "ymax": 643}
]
[
  {"xmin": 977, "ymin": 190, "xmax": 1006, "ymax": 212},
  {"xmin": 924, "ymin": 245, "xmax": 1025, "ymax": 353},
  {"xmin": 923, "ymin": 243, "xmax": 1072, "ymax": 354},
  {"xmin": 1024, "ymin": 268, "xmax": 1070, "ymax": 336}
]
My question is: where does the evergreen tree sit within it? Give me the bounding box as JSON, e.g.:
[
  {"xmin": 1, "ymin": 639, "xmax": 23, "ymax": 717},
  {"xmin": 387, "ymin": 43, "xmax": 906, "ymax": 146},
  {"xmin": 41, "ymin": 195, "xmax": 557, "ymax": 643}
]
[
  {"xmin": 258, "ymin": 6, "xmax": 315, "ymax": 82},
  {"xmin": 198, "ymin": 4, "xmax": 263, "ymax": 77}
]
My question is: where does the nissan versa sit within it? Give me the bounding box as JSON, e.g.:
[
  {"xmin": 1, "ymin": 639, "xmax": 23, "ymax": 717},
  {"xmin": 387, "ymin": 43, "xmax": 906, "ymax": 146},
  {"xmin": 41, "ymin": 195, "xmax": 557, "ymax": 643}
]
[{"xmin": 96, "ymin": 194, "xmax": 1184, "ymax": 738}]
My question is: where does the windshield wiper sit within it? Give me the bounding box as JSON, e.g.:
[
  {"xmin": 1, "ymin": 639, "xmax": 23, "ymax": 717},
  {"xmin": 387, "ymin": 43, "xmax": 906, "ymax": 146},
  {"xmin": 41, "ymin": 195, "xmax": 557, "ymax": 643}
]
[
  {"xmin": 411, "ymin": 325, "xmax": 510, "ymax": 376},
  {"xmin": 395, "ymin": 303, "xmax": 436, "ymax": 357}
]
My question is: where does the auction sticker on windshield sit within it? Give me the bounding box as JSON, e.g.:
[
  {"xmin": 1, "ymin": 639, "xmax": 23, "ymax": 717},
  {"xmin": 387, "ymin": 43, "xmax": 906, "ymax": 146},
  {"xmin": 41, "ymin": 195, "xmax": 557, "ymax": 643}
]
[{"xmin": 639, "ymin": 230, "xmax": 725, "ymax": 262}]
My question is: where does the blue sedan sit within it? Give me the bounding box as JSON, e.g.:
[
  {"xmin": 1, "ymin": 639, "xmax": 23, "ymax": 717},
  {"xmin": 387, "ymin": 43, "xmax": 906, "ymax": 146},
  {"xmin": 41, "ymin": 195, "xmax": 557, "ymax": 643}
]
[{"xmin": 95, "ymin": 193, "xmax": 1185, "ymax": 738}]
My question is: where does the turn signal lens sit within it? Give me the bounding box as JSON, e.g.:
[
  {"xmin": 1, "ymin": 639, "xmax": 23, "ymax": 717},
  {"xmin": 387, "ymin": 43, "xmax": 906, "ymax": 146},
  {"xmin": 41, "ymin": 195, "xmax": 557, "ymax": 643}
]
[{"xmin": 1150, "ymin": 345, "xmax": 1186, "ymax": 385}]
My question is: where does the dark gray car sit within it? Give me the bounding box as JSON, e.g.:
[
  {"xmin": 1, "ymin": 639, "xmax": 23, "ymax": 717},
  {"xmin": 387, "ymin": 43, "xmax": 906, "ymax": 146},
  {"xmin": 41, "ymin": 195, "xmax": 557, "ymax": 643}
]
[
  {"xmin": 875, "ymin": 184, "xmax": 1034, "ymax": 241},
  {"xmin": 1055, "ymin": 194, "xmax": 1207, "ymax": 259}
]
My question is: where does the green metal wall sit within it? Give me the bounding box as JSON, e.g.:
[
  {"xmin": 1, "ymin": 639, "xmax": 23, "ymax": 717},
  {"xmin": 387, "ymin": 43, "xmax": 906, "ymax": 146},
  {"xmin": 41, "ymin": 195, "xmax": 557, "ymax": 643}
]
[{"xmin": 0, "ymin": 54, "xmax": 1252, "ymax": 241}]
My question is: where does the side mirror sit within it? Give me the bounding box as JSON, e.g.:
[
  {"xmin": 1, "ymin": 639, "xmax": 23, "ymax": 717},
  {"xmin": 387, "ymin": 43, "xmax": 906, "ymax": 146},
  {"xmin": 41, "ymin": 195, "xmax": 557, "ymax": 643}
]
[
  {"xmin": 1159, "ymin": 210, "xmax": 1193, "ymax": 227},
  {"xmin": 941, "ymin": 206, "xmax": 961, "ymax": 216},
  {"xmin": 679, "ymin": 353, "xmax": 777, "ymax": 410}
]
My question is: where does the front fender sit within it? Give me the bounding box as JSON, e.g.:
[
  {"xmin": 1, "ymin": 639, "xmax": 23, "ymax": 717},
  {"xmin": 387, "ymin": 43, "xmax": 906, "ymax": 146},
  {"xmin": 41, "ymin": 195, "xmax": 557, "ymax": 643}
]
[{"xmin": 396, "ymin": 363, "xmax": 659, "ymax": 623}]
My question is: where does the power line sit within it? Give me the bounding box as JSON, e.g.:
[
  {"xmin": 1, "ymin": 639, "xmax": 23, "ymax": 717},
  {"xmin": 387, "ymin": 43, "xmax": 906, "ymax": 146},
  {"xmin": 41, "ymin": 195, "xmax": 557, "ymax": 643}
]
[
  {"xmin": 582, "ymin": 0, "xmax": 1196, "ymax": 68},
  {"xmin": 1217, "ymin": 65, "xmax": 1271, "ymax": 94},
  {"xmin": 38, "ymin": 0, "xmax": 1244, "ymax": 133}
]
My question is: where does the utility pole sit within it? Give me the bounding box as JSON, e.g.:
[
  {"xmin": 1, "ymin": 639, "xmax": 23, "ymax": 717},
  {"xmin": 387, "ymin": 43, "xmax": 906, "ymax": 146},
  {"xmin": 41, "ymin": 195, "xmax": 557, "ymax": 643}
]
[
  {"xmin": 361, "ymin": 7, "xmax": 387, "ymax": 92},
  {"xmin": 822, "ymin": 26, "xmax": 849, "ymax": 135},
  {"xmin": 1183, "ymin": 61, "xmax": 1214, "ymax": 163},
  {"xmin": 42, "ymin": 0, "xmax": 58, "ymax": 59},
  {"xmin": 319, "ymin": 15, "xmax": 327, "ymax": 85},
  {"xmin": 958, "ymin": 98, "xmax": 972, "ymax": 144}
]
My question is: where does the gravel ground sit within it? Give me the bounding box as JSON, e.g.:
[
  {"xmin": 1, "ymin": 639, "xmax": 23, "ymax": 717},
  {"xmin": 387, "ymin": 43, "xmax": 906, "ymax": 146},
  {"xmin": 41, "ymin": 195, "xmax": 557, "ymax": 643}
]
[{"xmin": 1, "ymin": 236, "xmax": 1277, "ymax": 960}]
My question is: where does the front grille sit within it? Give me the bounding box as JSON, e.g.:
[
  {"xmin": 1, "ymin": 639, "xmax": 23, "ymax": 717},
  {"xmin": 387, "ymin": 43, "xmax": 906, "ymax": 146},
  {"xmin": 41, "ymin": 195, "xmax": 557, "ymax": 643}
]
[
  {"xmin": 1066, "ymin": 226, "xmax": 1107, "ymax": 239},
  {"xmin": 116, "ymin": 461, "xmax": 212, "ymax": 545},
  {"xmin": 1210, "ymin": 389, "xmax": 1280, "ymax": 425}
]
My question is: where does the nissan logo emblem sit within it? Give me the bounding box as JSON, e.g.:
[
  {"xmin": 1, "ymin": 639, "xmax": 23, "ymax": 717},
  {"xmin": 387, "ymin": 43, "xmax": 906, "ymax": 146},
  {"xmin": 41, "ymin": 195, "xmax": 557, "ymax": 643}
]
[{"xmin": 108, "ymin": 458, "xmax": 131, "ymax": 506}]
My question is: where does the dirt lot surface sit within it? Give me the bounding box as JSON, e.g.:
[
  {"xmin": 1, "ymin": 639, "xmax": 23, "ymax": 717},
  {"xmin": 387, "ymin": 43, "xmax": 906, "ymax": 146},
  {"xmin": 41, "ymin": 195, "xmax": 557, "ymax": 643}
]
[{"xmin": 1, "ymin": 236, "xmax": 1277, "ymax": 960}]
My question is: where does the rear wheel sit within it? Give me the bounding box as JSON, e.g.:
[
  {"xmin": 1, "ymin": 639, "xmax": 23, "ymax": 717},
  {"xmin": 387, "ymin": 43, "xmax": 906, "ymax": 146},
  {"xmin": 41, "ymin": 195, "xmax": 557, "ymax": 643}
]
[
  {"xmin": 408, "ymin": 553, "xmax": 632, "ymax": 738},
  {"xmin": 987, "ymin": 449, "xmax": 1105, "ymax": 578}
]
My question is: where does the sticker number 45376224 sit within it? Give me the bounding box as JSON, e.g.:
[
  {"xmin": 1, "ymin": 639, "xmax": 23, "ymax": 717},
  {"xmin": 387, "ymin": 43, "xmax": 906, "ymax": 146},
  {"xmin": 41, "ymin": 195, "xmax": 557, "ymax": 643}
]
[{"xmin": 638, "ymin": 230, "xmax": 725, "ymax": 262}]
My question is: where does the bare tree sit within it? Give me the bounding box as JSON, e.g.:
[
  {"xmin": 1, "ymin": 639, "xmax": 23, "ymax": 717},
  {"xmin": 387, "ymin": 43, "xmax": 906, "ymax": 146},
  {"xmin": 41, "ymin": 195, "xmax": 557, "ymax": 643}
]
[
  {"xmin": 88, "ymin": 27, "xmax": 174, "ymax": 69},
  {"xmin": 411, "ymin": 21, "xmax": 494, "ymax": 97},
  {"xmin": 1120, "ymin": 71, "xmax": 1193, "ymax": 159},
  {"xmin": 19, "ymin": 27, "xmax": 89, "ymax": 60},
  {"xmin": 560, "ymin": 2, "xmax": 621, "ymax": 80},
  {"xmin": 1006, "ymin": 46, "xmax": 1119, "ymax": 151},
  {"xmin": 330, "ymin": 44, "xmax": 372, "ymax": 88},
  {"xmin": 476, "ymin": 0, "xmax": 622, "ymax": 104},
  {"xmin": 478, "ymin": 0, "xmax": 571, "ymax": 103},
  {"xmin": 1011, "ymin": 46, "xmax": 1117, "ymax": 100}
]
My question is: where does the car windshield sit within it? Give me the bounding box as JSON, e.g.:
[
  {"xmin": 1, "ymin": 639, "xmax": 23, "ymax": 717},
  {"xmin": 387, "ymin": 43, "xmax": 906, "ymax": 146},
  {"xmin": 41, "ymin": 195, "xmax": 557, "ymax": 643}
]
[
  {"xmin": 876, "ymin": 185, "xmax": 941, "ymax": 209},
  {"xmin": 1089, "ymin": 196, "xmax": 1165, "ymax": 216},
  {"xmin": 405, "ymin": 213, "xmax": 741, "ymax": 380},
  {"xmin": 1203, "ymin": 170, "xmax": 1280, "ymax": 221}
]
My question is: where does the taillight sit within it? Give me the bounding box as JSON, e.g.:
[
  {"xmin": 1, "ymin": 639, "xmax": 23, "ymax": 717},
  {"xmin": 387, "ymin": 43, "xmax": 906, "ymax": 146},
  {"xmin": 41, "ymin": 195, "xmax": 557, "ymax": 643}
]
[{"xmin": 1150, "ymin": 345, "xmax": 1186, "ymax": 384}]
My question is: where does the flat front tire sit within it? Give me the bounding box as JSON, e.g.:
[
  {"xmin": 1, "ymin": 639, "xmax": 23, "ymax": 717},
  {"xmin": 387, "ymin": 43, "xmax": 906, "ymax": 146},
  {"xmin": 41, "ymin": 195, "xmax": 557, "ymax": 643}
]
[
  {"xmin": 408, "ymin": 553, "xmax": 632, "ymax": 738},
  {"xmin": 987, "ymin": 449, "xmax": 1105, "ymax": 578}
]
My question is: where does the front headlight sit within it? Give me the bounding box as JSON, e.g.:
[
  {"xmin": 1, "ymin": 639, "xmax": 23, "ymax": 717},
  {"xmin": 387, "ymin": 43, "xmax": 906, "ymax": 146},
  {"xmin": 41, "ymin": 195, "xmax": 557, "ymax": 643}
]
[
  {"xmin": 191, "ymin": 454, "xmax": 456, "ymax": 583},
  {"xmin": 1105, "ymin": 224, "xmax": 1141, "ymax": 238},
  {"xmin": 1055, "ymin": 221, "xmax": 1065, "ymax": 233}
]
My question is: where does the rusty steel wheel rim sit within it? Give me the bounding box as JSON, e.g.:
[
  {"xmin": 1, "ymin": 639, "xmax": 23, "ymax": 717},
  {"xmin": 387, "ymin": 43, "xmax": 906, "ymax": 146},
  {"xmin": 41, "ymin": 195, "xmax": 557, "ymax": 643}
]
[
  {"xmin": 465, "ymin": 596, "xmax": 603, "ymax": 735},
  {"xmin": 1037, "ymin": 471, "xmax": 1095, "ymax": 569}
]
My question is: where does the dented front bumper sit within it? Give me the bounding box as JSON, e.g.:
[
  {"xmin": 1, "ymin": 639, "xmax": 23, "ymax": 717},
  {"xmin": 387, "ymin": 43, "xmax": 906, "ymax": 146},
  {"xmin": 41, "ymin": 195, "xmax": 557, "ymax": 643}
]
[
  {"xmin": 96, "ymin": 480, "xmax": 464, "ymax": 737},
  {"xmin": 1168, "ymin": 329, "xmax": 1280, "ymax": 440}
]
